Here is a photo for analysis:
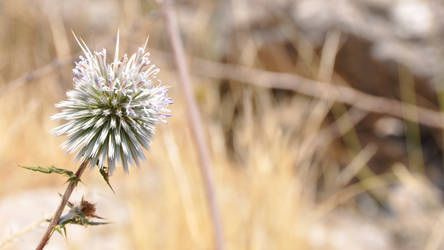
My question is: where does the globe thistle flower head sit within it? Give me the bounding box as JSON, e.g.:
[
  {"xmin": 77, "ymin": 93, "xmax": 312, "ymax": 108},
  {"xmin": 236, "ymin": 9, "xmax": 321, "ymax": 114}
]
[{"xmin": 52, "ymin": 33, "xmax": 172, "ymax": 174}]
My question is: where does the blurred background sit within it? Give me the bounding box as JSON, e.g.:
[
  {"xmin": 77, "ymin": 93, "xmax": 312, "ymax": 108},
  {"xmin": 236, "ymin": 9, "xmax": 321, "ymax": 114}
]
[{"xmin": 2, "ymin": 0, "xmax": 444, "ymax": 249}]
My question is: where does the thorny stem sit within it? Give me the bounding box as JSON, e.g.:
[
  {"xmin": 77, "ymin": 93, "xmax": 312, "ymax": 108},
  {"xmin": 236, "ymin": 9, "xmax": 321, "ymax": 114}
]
[
  {"xmin": 162, "ymin": 1, "xmax": 226, "ymax": 250},
  {"xmin": 36, "ymin": 160, "xmax": 90, "ymax": 250}
]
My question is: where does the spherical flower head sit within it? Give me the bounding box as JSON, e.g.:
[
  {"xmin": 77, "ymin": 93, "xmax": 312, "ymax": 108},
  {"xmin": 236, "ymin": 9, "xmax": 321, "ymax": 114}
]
[{"xmin": 52, "ymin": 34, "xmax": 172, "ymax": 174}]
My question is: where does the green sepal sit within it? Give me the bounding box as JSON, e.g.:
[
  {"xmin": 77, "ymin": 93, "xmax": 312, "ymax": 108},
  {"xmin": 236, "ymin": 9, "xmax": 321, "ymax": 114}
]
[
  {"xmin": 58, "ymin": 212, "xmax": 109, "ymax": 227},
  {"xmin": 52, "ymin": 225, "xmax": 68, "ymax": 239},
  {"xmin": 66, "ymin": 176, "xmax": 82, "ymax": 186},
  {"xmin": 85, "ymin": 221, "xmax": 110, "ymax": 226},
  {"xmin": 99, "ymin": 167, "xmax": 115, "ymax": 193}
]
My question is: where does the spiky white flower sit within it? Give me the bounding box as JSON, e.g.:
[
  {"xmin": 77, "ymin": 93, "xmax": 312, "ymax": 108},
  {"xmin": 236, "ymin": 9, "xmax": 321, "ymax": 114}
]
[{"xmin": 52, "ymin": 33, "xmax": 172, "ymax": 174}]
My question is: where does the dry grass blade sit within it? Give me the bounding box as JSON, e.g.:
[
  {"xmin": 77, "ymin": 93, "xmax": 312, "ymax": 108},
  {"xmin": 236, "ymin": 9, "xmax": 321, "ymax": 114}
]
[
  {"xmin": 315, "ymin": 108, "xmax": 367, "ymax": 149},
  {"xmin": 0, "ymin": 217, "xmax": 48, "ymax": 249},
  {"xmin": 337, "ymin": 143, "xmax": 378, "ymax": 186},
  {"xmin": 162, "ymin": 131, "xmax": 200, "ymax": 245},
  {"xmin": 424, "ymin": 212, "xmax": 444, "ymax": 250},
  {"xmin": 0, "ymin": 99, "xmax": 40, "ymax": 152}
]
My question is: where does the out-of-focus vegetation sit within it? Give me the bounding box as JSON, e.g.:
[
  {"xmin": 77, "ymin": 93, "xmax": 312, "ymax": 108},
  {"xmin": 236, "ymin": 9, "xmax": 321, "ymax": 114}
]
[{"xmin": 2, "ymin": 0, "xmax": 444, "ymax": 249}]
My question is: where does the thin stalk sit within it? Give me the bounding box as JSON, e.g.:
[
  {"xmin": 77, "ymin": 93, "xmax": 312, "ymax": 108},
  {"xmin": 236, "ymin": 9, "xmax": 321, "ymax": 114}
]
[
  {"xmin": 36, "ymin": 159, "xmax": 90, "ymax": 250},
  {"xmin": 161, "ymin": 1, "xmax": 226, "ymax": 250},
  {"xmin": 0, "ymin": 217, "xmax": 49, "ymax": 248}
]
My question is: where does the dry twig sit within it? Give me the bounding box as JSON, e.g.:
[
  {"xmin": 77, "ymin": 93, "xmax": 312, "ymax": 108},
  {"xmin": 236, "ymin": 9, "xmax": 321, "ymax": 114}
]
[
  {"xmin": 191, "ymin": 58, "xmax": 444, "ymax": 130},
  {"xmin": 162, "ymin": 1, "xmax": 226, "ymax": 250},
  {"xmin": 3, "ymin": 44, "xmax": 444, "ymax": 130},
  {"xmin": 0, "ymin": 60, "xmax": 69, "ymax": 98}
]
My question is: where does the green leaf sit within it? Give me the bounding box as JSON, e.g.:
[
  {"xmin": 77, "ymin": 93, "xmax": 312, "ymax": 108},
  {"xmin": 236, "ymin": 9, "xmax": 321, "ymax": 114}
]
[
  {"xmin": 20, "ymin": 165, "xmax": 73, "ymax": 176},
  {"xmin": 20, "ymin": 165, "xmax": 80, "ymax": 186}
]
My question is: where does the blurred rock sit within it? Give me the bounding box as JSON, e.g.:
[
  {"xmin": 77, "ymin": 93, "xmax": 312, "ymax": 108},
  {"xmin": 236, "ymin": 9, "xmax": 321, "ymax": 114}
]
[
  {"xmin": 391, "ymin": 0, "xmax": 435, "ymax": 38},
  {"xmin": 308, "ymin": 211, "xmax": 393, "ymax": 250},
  {"xmin": 374, "ymin": 116, "xmax": 404, "ymax": 138},
  {"xmin": 387, "ymin": 171, "xmax": 444, "ymax": 249}
]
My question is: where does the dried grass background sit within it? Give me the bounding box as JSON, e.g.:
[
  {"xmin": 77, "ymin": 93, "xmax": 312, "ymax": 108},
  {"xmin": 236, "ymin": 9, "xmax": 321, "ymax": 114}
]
[{"xmin": 1, "ymin": 0, "xmax": 444, "ymax": 250}]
